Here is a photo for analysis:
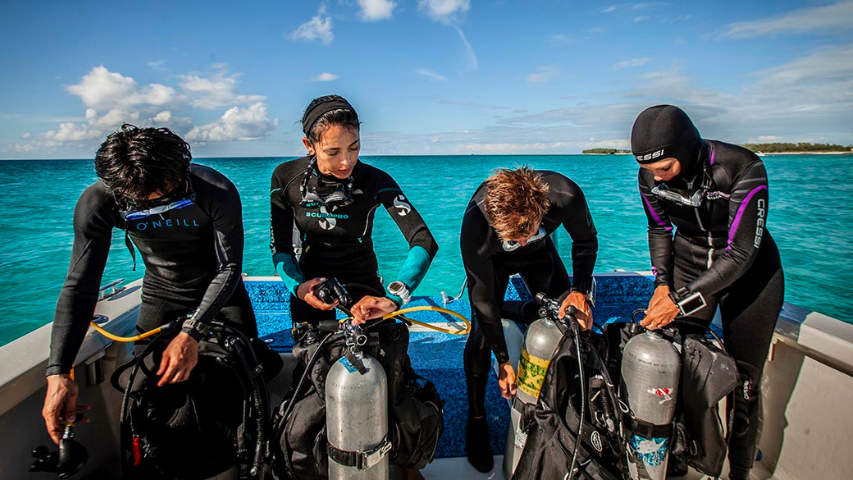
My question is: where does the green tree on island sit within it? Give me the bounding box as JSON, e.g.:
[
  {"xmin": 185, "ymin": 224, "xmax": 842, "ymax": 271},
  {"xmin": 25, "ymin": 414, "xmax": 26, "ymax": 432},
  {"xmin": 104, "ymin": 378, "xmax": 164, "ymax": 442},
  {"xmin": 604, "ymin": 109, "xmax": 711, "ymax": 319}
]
[{"xmin": 741, "ymin": 142, "xmax": 853, "ymax": 153}]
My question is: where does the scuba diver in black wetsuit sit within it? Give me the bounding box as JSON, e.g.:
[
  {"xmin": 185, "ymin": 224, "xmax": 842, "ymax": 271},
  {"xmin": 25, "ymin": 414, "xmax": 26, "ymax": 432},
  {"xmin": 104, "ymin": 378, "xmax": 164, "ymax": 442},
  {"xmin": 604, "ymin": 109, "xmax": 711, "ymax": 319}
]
[
  {"xmin": 270, "ymin": 95, "xmax": 438, "ymax": 325},
  {"xmin": 460, "ymin": 167, "xmax": 598, "ymax": 472},
  {"xmin": 632, "ymin": 105, "xmax": 785, "ymax": 480},
  {"xmin": 42, "ymin": 125, "xmax": 256, "ymax": 478},
  {"xmin": 270, "ymin": 96, "xmax": 438, "ymax": 480}
]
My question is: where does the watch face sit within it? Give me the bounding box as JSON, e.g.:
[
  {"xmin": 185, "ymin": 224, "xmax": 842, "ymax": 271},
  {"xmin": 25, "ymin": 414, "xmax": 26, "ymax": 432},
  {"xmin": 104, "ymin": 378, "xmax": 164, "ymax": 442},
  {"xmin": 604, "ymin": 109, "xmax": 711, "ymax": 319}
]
[
  {"xmin": 389, "ymin": 281, "xmax": 405, "ymax": 295},
  {"xmin": 679, "ymin": 292, "xmax": 706, "ymax": 316}
]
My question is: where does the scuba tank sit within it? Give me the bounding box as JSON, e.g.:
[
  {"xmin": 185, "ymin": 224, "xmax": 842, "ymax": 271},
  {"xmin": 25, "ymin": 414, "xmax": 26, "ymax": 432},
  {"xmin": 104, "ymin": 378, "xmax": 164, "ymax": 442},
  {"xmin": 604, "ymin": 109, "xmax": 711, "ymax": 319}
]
[
  {"xmin": 322, "ymin": 279, "xmax": 392, "ymax": 480},
  {"xmin": 503, "ymin": 299, "xmax": 566, "ymax": 478},
  {"xmin": 326, "ymin": 345, "xmax": 390, "ymax": 479},
  {"xmin": 620, "ymin": 330, "xmax": 681, "ymax": 480}
]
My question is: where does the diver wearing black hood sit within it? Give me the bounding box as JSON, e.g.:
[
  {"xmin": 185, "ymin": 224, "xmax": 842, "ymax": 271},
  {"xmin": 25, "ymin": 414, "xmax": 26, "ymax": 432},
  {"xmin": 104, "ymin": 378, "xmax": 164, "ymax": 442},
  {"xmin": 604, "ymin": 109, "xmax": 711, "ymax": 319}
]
[{"xmin": 632, "ymin": 105, "xmax": 784, "ymax": 479}]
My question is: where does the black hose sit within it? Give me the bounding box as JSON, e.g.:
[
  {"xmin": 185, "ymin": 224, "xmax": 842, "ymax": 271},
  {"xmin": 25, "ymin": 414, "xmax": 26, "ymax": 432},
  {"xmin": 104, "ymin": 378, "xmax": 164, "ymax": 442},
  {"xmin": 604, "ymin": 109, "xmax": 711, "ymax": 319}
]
[
  {"xmin": 568, "ymin": 320, "xmax": 585, "ymax": 479},
  {"xmin": 280, "ymin": 332, "xmax": 336, "ymax": 426}
]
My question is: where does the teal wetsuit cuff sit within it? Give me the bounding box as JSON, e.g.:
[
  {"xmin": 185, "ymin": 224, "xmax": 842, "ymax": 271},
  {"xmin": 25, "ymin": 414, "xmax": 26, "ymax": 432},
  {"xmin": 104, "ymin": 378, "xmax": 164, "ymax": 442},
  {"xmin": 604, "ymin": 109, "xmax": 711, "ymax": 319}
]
[
  {"xmin": 396, "ymin": 246, "xmax": 431, "ymax": 294},
  {"xmin": 273, "ymin": 252, "xmax": 303, "ymax": 296}
]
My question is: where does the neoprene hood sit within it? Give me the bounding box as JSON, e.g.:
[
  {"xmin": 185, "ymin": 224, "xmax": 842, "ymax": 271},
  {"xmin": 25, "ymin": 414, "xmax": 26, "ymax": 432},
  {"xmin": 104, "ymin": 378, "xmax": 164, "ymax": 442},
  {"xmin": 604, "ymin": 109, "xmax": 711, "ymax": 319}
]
[{"xmin": 631, "ymin": 105, "xmax": 703, "ymax": 175}]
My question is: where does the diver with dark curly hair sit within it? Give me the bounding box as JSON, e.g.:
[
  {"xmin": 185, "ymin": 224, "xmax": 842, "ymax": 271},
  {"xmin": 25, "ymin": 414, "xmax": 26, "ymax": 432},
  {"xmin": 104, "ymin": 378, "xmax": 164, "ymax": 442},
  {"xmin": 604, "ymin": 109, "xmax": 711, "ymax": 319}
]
[
  {"xmin": 43, "ymin": 125, "xmax": 255, "ymax": 478},
  {"xmin": 632, "ymin": 105, "xmax": 785, "ymax": 480}
]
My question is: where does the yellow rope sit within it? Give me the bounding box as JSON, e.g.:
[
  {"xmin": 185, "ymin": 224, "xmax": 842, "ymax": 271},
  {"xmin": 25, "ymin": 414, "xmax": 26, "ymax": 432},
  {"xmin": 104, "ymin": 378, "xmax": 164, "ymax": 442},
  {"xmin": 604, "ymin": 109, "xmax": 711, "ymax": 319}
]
[{"xmin": 88, "ymin": 321, "xmax": 167, "ymax": 343}]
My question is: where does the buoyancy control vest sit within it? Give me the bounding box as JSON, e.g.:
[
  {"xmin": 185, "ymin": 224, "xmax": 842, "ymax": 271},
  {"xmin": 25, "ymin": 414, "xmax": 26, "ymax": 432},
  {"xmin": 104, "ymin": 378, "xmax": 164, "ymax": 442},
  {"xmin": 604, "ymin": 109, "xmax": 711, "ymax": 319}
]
[
  {"xmin": 269, "ymin": 321, "xmax": 444, "ymax": 480},
  {"xmin": 603, "ymin": 321, "xmax": 740, "ymax": 478},
  {"xmin": 112, "ymin": 323, "xmax": 282, "ymax": 480},
  {"xmin": 513, "ymin": 329, "xmax": 626, "ymax": 480}
]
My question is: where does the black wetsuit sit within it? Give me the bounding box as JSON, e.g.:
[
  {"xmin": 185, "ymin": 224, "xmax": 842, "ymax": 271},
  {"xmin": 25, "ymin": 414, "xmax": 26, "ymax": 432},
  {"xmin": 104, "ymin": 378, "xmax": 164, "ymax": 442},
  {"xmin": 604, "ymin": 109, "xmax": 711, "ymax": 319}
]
[
  {"xmin": 48, "ymin": 164, "xmax": 255, "ymax": 376},
  {"xmin": 460, "ymin": 171, "xmax": 598, "ymax": 417},
  {"xmin": 270, "ymin": 156, "xmax": 438, "ymax": 323},
  {"xmin": 639, "ymin": 140, "xmax": 784, "ymax": 473}
]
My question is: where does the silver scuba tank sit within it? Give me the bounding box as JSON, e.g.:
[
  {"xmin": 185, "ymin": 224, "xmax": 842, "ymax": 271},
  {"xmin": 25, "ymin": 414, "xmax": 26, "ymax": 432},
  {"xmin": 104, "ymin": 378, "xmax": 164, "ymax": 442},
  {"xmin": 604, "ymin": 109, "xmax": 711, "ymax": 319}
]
[
  {"xmin": 620, "ymin": 331, "xmax": 681, "ymax": 480},
  {"xmin": 326, "ymin": 350, "xmax": 391, "ymax": 480},
  {"xmin": 503, "ymin": 314, "xmax": 564, "ymax": 478}
]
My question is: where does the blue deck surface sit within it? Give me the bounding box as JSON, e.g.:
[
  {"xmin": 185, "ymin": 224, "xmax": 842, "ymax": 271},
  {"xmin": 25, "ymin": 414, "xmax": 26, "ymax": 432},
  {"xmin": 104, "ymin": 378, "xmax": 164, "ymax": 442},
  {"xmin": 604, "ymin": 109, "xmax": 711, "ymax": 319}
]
[{"xmin": 246, "ymin": 274, "xmax": 661, "ymax": 459}]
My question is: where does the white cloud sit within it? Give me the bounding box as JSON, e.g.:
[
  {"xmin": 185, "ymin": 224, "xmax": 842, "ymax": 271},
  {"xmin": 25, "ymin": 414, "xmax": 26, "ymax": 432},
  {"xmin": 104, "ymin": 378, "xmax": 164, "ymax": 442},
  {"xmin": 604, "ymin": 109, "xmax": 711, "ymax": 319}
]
[
  {"xmin": 289, "ymin": 6, "xmax": 334, "ymax": 45},
  {"xmin": 719, "ymin": 0, "xmax": 853, "ymax": 39},
  {"xmin": 527, "ymin": 66, "xmax": 558, "ymax": 83},
  {"xmin": 356, "ymin": 0, "xmax": 396, "ymax": 21},
  {"xmin": 66, "ymin": 66, "xmax": 179, "ymax": 111},
  {"xmin": 311, "ymin": 72, "xmax": 339, "ymax": 82},
  {"xmin": 177, "ymin": 69, "xmax": 266, "ymax": 109},
  {"xmin": 21, "ymin": 133, "xmax": 31, "ymax": 139},
  {"xmin": 185, "ymin": 103, "xmax": 278, "ymax": 142},
  {"xmin": 614, "ymin": 57, "xmax": 652, "ymax": 70},
  {"xmin": 634, "ymin": 16, "xmax": 649, "ymax": 22},
  {"xmin": 547, "ymin": 34, "xmax": 572, "ymax": 45},
  {"xmin": 44, "ymin": 122, "xmax": 104, "ymax": 142},
  {"xmin": 601, "ymin": 6, "xmax": 617, "ymax": 13},
  {"xmin": 418, "ymin": 0, "xmax": 470, "ymax": 24},
  {"xmin": 748, "ymin": 135, "xmax": 782, "ymax": 143},
  {"xmin": 452, "ymin": 24, "xmax": 478, "ymax": 71},
  {"xmin": 147, "ymin": 59, "xmax": 168, "ymax": 70},
  {"xmin": 417, "ymin": 69, "xmax": 447, "ymax": 81},
  {"xmin": 12, "ymin": 64, "xmax": 272, "ymax": 153}
]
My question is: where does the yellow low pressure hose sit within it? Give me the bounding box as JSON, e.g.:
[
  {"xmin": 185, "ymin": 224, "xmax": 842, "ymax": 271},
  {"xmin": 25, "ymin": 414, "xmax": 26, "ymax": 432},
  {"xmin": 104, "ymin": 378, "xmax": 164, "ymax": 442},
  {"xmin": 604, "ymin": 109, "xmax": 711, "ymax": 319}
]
[
  {"xmin": 88, "ymin": 321, "xmax": 169, "ymax": 343},
  {"xmin": 382, "ymin": 305, "xmax": 471, "ymax": 335},
  {"xmin": 90, "ymin": 305, "xmax": 471, "ymax": 344}
]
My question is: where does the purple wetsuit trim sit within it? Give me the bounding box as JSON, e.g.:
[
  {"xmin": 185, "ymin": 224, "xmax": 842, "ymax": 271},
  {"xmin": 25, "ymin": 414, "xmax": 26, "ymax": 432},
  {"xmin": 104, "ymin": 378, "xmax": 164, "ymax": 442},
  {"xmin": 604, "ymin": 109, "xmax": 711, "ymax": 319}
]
[
  {"xmin": 709, "ymin": 147, "xmax": 716, "ymax": 166},
  {"xmin": 727, "ymin": 185, "xmax": 767, "ymax": 248},
  {"xmin": 642, "ymin": 192, "xmax": 673, "ymax": 232}
]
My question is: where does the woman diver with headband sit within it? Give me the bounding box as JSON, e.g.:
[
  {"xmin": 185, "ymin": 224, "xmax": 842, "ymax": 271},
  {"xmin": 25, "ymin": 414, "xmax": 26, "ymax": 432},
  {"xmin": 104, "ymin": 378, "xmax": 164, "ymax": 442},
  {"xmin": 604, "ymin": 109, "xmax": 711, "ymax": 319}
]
[
  {"xmin": 632, "ymin": 105, "xmax": 785, "ymax": 479},
  {"xmin": 270, "ymin": 95, "xmax": 438, "ymax": 326}
]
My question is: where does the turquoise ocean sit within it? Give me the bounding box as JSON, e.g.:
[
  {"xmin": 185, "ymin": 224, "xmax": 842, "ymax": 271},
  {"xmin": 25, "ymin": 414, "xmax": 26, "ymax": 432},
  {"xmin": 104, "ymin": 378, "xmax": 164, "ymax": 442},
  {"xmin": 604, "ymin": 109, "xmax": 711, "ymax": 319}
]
[{"xmin": 1, "ymin": 155, "xmax": 851, "ymax": 347}]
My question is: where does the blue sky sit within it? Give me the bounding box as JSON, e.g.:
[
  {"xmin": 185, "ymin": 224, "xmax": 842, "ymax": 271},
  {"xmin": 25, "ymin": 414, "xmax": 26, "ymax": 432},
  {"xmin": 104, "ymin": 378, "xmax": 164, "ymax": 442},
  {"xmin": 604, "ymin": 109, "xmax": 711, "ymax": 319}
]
[{"xmin": 1, "ymin": 0, "xmax": 851, "ymax": 159}]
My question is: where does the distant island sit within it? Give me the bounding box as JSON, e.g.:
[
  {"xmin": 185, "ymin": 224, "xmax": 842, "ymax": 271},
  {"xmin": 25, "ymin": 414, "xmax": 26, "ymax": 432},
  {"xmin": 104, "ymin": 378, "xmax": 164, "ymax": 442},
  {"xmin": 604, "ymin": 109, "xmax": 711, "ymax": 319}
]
[
  {"xmin": 582, "ymin": 148, "xmax": 632, "ymax": 154},
  {"xmin": 741, "ymin": 142, "xmax": 853, "ymax": 154}
]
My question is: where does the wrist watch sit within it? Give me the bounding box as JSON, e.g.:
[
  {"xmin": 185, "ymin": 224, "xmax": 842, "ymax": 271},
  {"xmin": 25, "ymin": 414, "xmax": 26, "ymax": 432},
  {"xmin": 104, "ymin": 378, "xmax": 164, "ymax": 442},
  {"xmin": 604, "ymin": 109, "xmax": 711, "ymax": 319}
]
[
  {"xmin": 571, "ymin": 277, "xmax": 596, "ymax": 307},
  {"xmin": 669, "ymin": 287, "xmax": 707, "ymax": 316},
  {"xmin": 387, "ymin": 281, "xmax": 411, "ymax": 306}
]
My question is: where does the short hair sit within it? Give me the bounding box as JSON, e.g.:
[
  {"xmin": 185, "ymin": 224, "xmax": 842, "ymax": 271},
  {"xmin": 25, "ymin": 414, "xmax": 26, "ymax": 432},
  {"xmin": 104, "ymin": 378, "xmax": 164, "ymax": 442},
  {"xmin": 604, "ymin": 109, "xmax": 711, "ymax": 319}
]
[
  {"xmin": 484, "ymin": 167, "xmax": 550, "ymax": 241},
  {"xmin": 302, "ymin": 95, "xmax": 361, "ymax": 145},
  {"xmin": 94, "ymin": 124, "xmax": 192, "ymax": 202}
]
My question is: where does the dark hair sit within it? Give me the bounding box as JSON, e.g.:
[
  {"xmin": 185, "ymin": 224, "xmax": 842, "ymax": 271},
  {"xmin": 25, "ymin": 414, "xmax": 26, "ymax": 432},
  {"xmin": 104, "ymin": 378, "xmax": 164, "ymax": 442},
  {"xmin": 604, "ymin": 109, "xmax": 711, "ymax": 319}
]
[
  {"xmin": 94, "ymin": 124, "xmax": 192, "ymax": 202},
  {"xmin": 484, "ymin": 167, "xmax": 550, "ymax": 241},
  {"xmin": 302, "ymin": 95, "xmax": 361, "ymax": 145}
]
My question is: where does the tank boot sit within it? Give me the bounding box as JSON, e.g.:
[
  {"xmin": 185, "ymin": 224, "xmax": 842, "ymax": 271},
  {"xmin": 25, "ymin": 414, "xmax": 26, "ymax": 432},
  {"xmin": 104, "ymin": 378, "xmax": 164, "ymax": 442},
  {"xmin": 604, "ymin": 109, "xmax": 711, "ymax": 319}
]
[{"xmin": 465, "ymin": 415, "xmax": 493, "ymax": 473}]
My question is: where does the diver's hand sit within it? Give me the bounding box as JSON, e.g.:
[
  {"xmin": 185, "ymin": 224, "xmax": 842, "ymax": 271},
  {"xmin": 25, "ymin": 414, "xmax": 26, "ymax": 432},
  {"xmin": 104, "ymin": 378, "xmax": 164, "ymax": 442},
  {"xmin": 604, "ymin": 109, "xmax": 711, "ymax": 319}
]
[
  {"xmin": 497, "ymin": 362, "xmax": 517, "ymax": 399},
  {"xmin": 297, "ymin": 278, "xmax": 338, "ymax": 311},
  {"xmin": 350, "ymin": 296, "xmax": 397, "ymax": 325},
  {"xmin": 560, "ymin": 291, "xmax": 593, "ymax": 331},
  {"xmin": 43, "ymin": 374, "xmax": 83, "ymax": 444},
  {"xmin": 641, "ymin": 285, "xmax": 680, "ymax": 330},
  {"xmin": 157, "ymin": 332, "xmax": 199, "ymax": 387}
]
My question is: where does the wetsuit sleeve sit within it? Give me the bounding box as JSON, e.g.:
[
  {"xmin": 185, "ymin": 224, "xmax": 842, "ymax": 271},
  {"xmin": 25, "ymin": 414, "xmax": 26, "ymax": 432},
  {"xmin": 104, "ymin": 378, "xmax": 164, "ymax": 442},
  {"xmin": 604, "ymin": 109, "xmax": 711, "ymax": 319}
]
[
  {"xmin": 683, "ymin": 160, "xmax": 769, "ymax": 299},
  {"xmin": 557, "ymin": 185, "xmax": 598, "ymax": 295},
  {"xmin": 639, "ymin": 171, "xmax": 675, "ymax": 288},
  {"xmin": 270, "ymin": 169, "xmax": 304, "ymax": 296},
  {"xmin": 47, "ymin": 186, "xmax": 115, "ymax": 376},
  {"xmin": 461, "ymin": 205, "xmax": 511, "ymax": 364},
  {"xmin": 376, "ymin": 173, "xmax": 438, "ymax": 300},
  {"xmin": 183, "ymin": 178, "xmax": 244, "ymax": 339}
]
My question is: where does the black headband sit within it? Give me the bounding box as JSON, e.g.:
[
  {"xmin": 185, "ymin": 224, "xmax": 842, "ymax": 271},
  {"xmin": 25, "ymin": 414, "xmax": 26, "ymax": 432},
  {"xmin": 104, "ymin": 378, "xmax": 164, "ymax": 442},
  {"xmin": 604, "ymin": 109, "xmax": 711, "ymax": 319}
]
[{"xmin": 301, "ymin": 98, "xmax": 357, "ymax": 136}]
